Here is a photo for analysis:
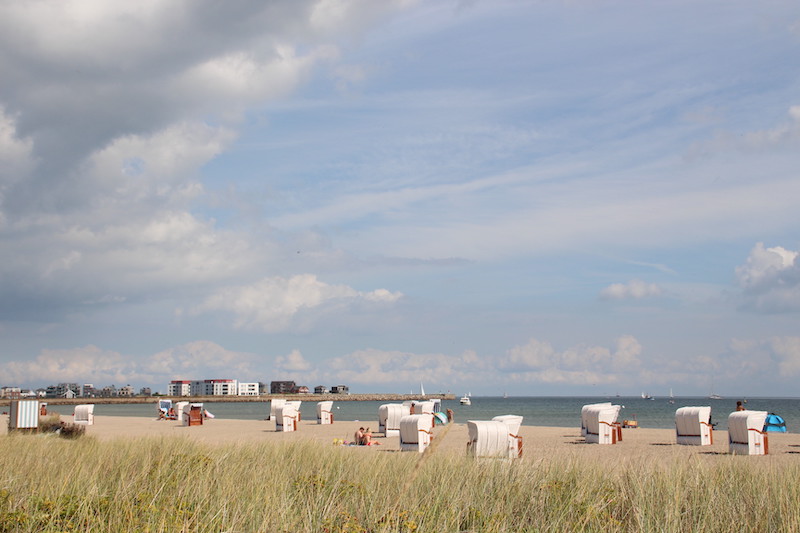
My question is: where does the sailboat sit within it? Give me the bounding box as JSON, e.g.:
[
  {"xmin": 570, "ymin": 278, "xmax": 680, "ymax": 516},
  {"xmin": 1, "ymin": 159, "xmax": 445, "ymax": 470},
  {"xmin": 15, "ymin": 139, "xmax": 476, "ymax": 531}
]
[
  {"xmin": 668, "ymin": 388, "xmax": 675, "ymax": 404},
  {"xmin": 420, "ymin": 383, "xmax": 425, "ymax": 397}
]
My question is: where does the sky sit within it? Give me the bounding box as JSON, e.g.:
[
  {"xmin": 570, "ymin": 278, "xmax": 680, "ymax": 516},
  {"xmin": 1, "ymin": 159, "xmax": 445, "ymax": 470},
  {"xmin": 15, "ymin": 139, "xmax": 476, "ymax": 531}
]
[{"xmin": 1, "ymin": 0, "xmax": 799, "ymax": 397}]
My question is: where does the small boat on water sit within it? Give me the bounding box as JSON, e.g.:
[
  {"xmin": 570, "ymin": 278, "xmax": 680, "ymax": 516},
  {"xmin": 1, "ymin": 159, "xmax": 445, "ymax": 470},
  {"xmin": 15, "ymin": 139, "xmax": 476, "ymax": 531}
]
[{"xmin": 460, "ymin": 393, "xmax": 471, "ymax": 406}]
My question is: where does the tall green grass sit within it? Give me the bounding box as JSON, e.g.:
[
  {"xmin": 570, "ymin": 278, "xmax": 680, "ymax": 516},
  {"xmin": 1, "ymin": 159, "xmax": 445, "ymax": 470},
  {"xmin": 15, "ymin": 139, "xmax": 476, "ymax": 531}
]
[{"xmin": 0, "ymin": 434, "xmax": 797, "ymax": 532}]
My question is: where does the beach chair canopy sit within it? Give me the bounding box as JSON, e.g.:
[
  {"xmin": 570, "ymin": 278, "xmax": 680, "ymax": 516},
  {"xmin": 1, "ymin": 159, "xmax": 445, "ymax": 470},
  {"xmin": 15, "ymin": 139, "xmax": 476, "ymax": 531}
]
[
  {"xmin": 73, "ymin": 404, "xmax": 95, "ymax": 425},
  {"xmin": 675, "ymin": 406, "xmax": 713, "ymax": 446},
  {"xmin": 467, "ymin": 420, "xmax": 509, "ymax": 458},
  {"xmin": 379, "ymin": 403, "xmax": 410, "ymax": 433},
  {"xmin": 581, "ymin": 402, "xmax": 612, "ymax": 436},
  {"xmin": 269, "ymin": 399, "xmax": 286, "ymax": 421},
  {"xmin": 399, "ymin": 414, "xmax": 434, "ymax": 444}
]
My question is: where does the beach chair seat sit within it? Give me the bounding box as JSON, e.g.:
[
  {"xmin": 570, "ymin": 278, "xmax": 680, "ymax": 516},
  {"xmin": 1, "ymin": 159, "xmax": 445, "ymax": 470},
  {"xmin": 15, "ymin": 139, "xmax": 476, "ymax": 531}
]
[
  {"xmin": 492, "ymin": 414, "xmax": 524, "ymax": 458},
  {"xmin": 379, "ymin": 403, "xmax": 411, "ymax": 437},
  {"xmin": 317, "ymin": 401, "xmax": 334, "ymax": 424},
  {"xmin": 183, "ymin": 403, "xmax": 204, "ymax": 426},
  {"xmin": 73, "ymin": 404, "xmax": 95, "ymax": 426},
  {"xmin": 728, "ymin": 410, "xmax": 769, "ymax": 455},
  {"xmin": 675, "ymin": 406, "xmax": 713, "ymax": 445},
  {"xmin": 287, "ymin": 400, "xmax": 302, "ymax": 421},
  {"xmin": 583, "ymin": 404, "xmax": 621, "ymax": 444},
  {"xmin": 399, "ymin": 414, "xmax": 434, "ymax": 452},
  {"xmin": 467, "ymin": 420, "xmax": 513, "ymax": 458},
  {"xmin": 276, "ymin": 404, "xmax": 299, "ymax": 432}
]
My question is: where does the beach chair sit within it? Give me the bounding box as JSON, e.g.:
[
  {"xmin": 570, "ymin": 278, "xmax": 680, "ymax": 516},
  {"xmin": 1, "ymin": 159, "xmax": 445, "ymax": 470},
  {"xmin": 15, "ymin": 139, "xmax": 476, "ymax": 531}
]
[
  {"xmin": 493, "ymin": 414, "xmax": 524, "ymax": 458},
  {"xmin": 158, "ymin": 399, "xmax": 172, "ymax": 418},
  {"xmin": 581, "ymin": 402, "xmax": 612, "ymax": 437},
  {"xmin": 399, "ymin": 414, "xmax": 434, "ymax": 452},
  {"xmin": 467, "ymin": 420, "xmax": 513, "ymax": 458},
  {"xmin": 728, "ymin": 410, "xmax": 769, "ymax": 455},
  {"xmin": 411, "ymin": 400, "xmax": 435, "ymax": 415},
  {"xmin": 175, "ymin": 401, "xmax": 189, "ymax": 421},
  {"xmin": 73, "ymin": 404, "xmax": 95, "ymax": 426},
  {"xmin": 276, "ymin": 404, "xmax": 299, "ymax": 432},
  {"xmin": 269, "ymin": 399, "xmax": 286, "ymax": 422},
  {"xmin": 675, "ymin": 406, "xmax": 713, "ymax": 446},
  {"xmin": 379, "ymin": 403, "xmax": 411, "ymax": 437},
  {"xmin": 584, "ymin": 404, "xmax": 621, "ymax": 444},
  {"xmin": 287, "ymin": 400, "xmax": 302, "ymax": 421},
  {"xmin": 317, "ymin": 401, "xmax": 334, "ymax": 424},
  {"xmin": 183, "ymin": 403, "xmax": 204, "ymax": 426},
  {"xmin": 8, "ymin": 400, "xmax": 39, "ymax": 431}
]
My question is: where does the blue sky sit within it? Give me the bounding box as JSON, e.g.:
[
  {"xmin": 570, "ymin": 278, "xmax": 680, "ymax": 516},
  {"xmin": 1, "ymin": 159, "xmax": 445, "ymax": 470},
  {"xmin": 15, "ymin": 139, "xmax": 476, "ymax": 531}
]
[{"xmin": 1, "ymin": 0, "xmax": 799, "ymax": 396}]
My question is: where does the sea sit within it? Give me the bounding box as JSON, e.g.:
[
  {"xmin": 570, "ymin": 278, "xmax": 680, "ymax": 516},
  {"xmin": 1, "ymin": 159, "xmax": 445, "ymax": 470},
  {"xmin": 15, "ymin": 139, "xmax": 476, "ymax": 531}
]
[{"xmin": 43, "ymin": 396, "xmax": 800, "ymax": 432}]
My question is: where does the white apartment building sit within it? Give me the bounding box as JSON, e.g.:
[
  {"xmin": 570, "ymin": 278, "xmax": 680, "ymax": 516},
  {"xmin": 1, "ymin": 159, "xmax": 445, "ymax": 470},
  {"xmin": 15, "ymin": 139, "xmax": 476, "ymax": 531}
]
[
  {"xmin": 238, "ymin": 382, "xmax": 259, "ymax": 396},
  {"xmin": 168, "ymin": 380, "xmax": 192, "ymax": 396},
  {"xmin": 191, "ymin": 379, "xmax": 238, "ymax": 396}
]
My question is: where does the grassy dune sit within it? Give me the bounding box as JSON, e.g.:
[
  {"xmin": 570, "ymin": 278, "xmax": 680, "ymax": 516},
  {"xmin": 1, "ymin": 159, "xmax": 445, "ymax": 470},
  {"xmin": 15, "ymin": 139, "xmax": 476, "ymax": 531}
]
[{"xmin": 0, "ymin": 434, "xmax": 798, "ymax": 532}]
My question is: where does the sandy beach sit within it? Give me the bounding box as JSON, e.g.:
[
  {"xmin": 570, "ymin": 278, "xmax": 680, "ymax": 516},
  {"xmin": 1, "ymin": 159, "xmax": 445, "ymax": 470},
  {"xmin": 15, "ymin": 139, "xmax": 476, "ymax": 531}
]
[{"xmin": 5, "ymin": 414, "xmax": 800, "ymax": 465}]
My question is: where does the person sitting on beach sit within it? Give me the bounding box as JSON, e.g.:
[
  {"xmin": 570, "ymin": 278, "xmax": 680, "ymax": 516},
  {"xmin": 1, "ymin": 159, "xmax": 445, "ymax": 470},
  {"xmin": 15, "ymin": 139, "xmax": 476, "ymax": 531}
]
[
  {"xmin": 736, "ymin": 401, "xmax": 745, "ymax": 411},
  {"xmin": 167, "ymin": 407, "xmax": 177, "ymax": 419},
  {"xmin": 355, "ymin": 427, "xmax": 366, "ymax": 445}
]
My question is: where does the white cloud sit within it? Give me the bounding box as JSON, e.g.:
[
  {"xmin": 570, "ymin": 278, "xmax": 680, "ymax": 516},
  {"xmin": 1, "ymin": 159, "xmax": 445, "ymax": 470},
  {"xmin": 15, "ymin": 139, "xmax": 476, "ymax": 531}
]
[
  {"xmin": 0, "ymin": 340, "xmax": 257, "ymax": 389},
  {"xmin": 736, "ymin": 242, "xmax": 800, "ymax": 313},
  {"xmin": 600, "ymin": 279, "xmax": 662, "ymax": 300},
  {"xmin": 191, "ymin": 274, "xmax": 402, "ymax": 332}
]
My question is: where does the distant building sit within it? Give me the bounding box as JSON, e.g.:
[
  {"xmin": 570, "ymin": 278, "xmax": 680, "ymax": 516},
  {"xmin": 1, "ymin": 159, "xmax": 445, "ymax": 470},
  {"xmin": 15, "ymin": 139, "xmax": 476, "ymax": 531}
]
[
  {"xmin": 82, "ymin": 384, "xmax": 96, "ymax": 397},
  {"xmin": 192, "ymin": 379, "xmax": 238, "ymax": 396},
  {"xmin": 1, "ymin": 387, "xmax": 21, "ymax": 399},
  {"xmin": 330, "ymin": 385, "xmax": 349, "ymax": 394},
  {"xmin": 258, "ymin": 382, "xmax": 269, "ymax": 395},
  {"xmin": 238, "ymin": 382, "xmax": 259, "ymax": 396},
  {"xmin": 139, "ymin": 387, "xmax": 152, "ymax": 396},
  {"xmin": 46, "ymin": 383, "xmax": 81, "ymax": 399},
  {"xmin": 118, "ymin": 384, "xmax": 135, "ymax": 397},
  {"xmin": 294, "ymin": 385, "xmax": 310, "ymax": 394},
  {"xmin": 270, "ymin": 381, "xmax": 296, "ymax": 394},
  {"xmin": 168, "ymin": 380, "xmax": 192, "ymax": 396},
  {"xmin": 314, "ymin": 386, "xmax": 328, "ymax": 394},
  {"xmin": 99, "ymin": 385, "xmax": 117, "ymax": 398}
]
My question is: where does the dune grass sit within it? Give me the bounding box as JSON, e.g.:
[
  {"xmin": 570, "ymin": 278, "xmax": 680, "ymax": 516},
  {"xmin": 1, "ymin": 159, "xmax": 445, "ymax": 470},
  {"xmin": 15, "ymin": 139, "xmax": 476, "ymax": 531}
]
[{"xmin": 0, "ymin": 434, "xmax": 798, "ymax": 532}]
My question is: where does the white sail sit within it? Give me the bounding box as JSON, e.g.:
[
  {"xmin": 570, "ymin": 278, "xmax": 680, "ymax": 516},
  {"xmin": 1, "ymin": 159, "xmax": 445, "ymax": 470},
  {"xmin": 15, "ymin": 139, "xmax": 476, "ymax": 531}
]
[{"xmin": 420, "ymin": 383, "xmax": 425, "ymax": 397}]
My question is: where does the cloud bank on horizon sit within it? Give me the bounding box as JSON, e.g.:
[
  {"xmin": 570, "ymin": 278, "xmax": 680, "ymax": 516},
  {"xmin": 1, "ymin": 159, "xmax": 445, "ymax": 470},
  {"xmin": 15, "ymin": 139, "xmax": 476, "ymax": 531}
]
[{"xmin": 1, "ymin": 0, "xmax": 799, "ymax": 396}]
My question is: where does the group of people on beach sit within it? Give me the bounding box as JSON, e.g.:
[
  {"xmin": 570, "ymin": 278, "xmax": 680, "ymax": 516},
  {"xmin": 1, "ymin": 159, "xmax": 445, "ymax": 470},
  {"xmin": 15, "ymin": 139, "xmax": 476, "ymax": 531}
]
[{"xmin": 354, "ymin": 426, "xmax": 379, "ymax": 446}]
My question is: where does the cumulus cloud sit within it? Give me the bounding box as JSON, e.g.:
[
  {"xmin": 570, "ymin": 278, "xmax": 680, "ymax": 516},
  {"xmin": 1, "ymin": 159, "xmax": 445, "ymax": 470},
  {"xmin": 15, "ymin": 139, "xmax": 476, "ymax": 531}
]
[
  {"xmin": 736, "ymin": 242, "xmax": 800, "ymax": 313},
  {"xmin": 496, "ymin": 335, "xmax": 642, "ymax": 384},
  {"xmin": 600, "ymin": 279, "xmax": 662, "ymax": 300},
  {"xmin": 0, "ymin": 340, "xmax": 257, "ymax": 389},
  {"xmin": 191, "ymin": 274, "xmax": 402, "ymax": 332},
  {"xmin": 328, "ymin": 348, "xmax": 481, "ymax": 386}
]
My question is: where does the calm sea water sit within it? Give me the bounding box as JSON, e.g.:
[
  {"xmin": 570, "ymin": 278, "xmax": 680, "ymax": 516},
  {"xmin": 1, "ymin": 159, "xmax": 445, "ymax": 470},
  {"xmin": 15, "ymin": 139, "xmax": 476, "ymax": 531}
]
[{"xmin": 43, "ymin": 396, "xmax": 800, "ymax": 432}]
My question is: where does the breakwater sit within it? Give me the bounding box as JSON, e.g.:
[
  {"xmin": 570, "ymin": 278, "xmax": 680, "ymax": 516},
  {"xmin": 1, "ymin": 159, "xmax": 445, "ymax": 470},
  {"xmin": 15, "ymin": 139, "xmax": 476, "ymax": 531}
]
[{"xmin": 0, "ymin": 393, "xmax": 454, "ymax": 407}]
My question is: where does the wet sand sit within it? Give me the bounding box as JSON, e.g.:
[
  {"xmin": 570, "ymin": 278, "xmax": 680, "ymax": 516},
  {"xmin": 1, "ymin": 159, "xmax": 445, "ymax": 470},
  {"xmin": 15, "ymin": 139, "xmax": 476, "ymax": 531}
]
[{"xmin": 5, "ymin": 414, "xmax": 800, "ymax": 465}]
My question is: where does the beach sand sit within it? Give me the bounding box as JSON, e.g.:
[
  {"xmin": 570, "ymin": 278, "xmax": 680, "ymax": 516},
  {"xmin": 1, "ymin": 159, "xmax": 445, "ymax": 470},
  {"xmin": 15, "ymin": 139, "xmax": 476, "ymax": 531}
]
[{"xmin": 4, "ymin": 413, "xmax": 800, "ymax": 465}]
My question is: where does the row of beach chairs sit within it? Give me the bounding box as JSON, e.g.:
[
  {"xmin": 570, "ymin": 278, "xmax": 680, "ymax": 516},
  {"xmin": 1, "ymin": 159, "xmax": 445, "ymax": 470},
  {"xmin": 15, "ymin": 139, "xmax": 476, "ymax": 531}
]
[{"xmin": 580, "ymin": 402, "xmax": 771, "ymax": 455}]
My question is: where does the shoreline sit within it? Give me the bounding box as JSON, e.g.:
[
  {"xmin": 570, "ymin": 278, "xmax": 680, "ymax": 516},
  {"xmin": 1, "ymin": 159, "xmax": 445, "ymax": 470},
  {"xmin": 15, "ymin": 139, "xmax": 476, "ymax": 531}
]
[{"xmin": 0, "ymin": 393, "xmax": 454, "ymax": 407}]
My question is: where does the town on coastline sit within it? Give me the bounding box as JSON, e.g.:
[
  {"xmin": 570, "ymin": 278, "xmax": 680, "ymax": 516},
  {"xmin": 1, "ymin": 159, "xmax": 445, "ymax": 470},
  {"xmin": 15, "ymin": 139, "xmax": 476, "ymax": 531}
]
[{"xmin": 1, "ymin": 379, "xmax": 453, "ymax": 405}]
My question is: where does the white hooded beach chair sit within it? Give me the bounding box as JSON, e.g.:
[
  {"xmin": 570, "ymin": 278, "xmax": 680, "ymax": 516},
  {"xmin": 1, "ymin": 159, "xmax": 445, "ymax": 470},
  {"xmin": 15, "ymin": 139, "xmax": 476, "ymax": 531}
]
[
  {"xmin": 584, "ymin": 404, "xmax": 622, "ymax": 444},
  {"xmin": 317, "ymin": 401, "xmax": 334, "ymax": 424},
  {"xmin": 467, "ymin": 420, "xmax": 513, "ymax": 458},
  {"xmin": 399, "ymin": 414, "xmax": 434, "ymax": 453},
  {"xmin": 675, "ymin": 406, "xmax": 713, "ymax": 446},
  {"xmin": 286, "ymin": 400, "xmax": 302, "ymax": 421},
  {"xmin": 269, "ymin": 399, "xmax": 286, "ymax": 422},
  {"xmin": 73, "ymin": 404, "xmax": 95, "ymax": 426},
  {"xmin": 379, "ymin": 403, "xmax": 411, "ymax": 437},
  {"xmin": 183, "ymin": 403, "xmax": 204, "ymax": 426},
  {"xmin": 728, "ymin": 410, "xmax": 769, "ymax": 455},
  {"xmin": 158, "ymin": 399, "xmax": 172, "ymax": 417},
  {"xmin": 411, "ymin": 400, "xmax": 435, "ymax": 415},
  {"xmin": 8, "ymin": 400, "xmax": 39, "ymax": 431},
  {"xmin": 493, "ymin": 414, "xmax": 524, "ymax": 458},
  {"xmin": 581, "ymin": 402, "xmax": 612, "ymax": 437},
  {"xmin": 276, "ymin": 404, "xmax": 299, "ymax": 432},
  {"xmin": 175, "ymin": 401, "xmax": 189, "ymax": 420}
]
